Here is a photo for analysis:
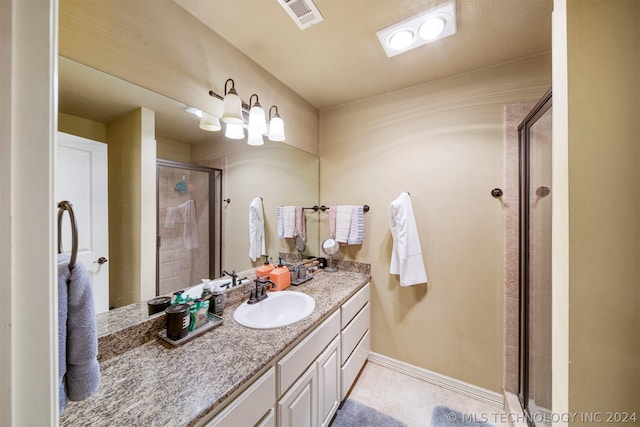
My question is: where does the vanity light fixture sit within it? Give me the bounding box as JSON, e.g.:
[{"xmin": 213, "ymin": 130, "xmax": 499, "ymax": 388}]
[
  {"xmin": 248, "ymin": 94, "xmax": 267, "ymax": 134},
  {"xmin": 268, "ymin": 105, "xmax": 285, "ymax": 142},
  {"xmin": 221, "ymin": 78, "xmax": 244, "ymax": 124},
  {"xmin": 225, "ymin": 122, "xmax": 245, "ymax": 139},
  {"xmin": 199, "ymin": 112, "xmax": 222, "ymax": 132},
  {"xmin": 201, "ymin": 80, "xmax": 286, "ymax": 145},
  {"xmin": 376, "ymin": 0, "xmax": 457, "ymax": 57}
]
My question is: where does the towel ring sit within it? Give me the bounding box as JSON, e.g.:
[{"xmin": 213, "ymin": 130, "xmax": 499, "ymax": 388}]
[{"xmin": 57, "ymin": 201, "xmax": 78, "ymax": 271}]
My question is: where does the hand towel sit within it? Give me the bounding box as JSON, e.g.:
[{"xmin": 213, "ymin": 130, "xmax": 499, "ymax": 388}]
[
  {"xmin": 182, "ymin": 199, "xmax": 200, "ymax": 250},
  {"xmin": 389, "ymin": 192, "xmax": 427, "ymax": 286},
  {"xmin": 65, "ymin": 258, "xmax": 101, "ymax": 402},
  {"xmin": 294, "ymin": 206, "xmax": 306, "ymax": 241},
  {"xmin": 249, "ymin": 197, "xmax": 266, "ymax": 262},
  {"xmin": 58, "ymin": 254, "xmax": 70, "ymax": 413},
  {"xmin": 335, "ymin": 205, "xmax": 353, "ymax": 244},
  {"xmin": 347, "ymin": 206, "xmax": 365, "ymax": 245},
  {"xmin": 282, "ymin": 206, "xmax": 296, "ymax": 239},
  {"xmin": 329, "ymin": 206, "xmax": 337, "ymax": 238},
  {"xmin": 277, "ymin": 207, "xmax": 284, "ymax": 239}
]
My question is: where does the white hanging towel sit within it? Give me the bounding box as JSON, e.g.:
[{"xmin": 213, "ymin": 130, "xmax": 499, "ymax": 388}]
[
  {"xmin": 281, "ymin": 206, "xmax": 296, "ymax": 238},
  {"xmin": 335, "ymin": 205, "xmax": 353, "ymax": 243},
  {"xmin": 249, "ymin": 197, "xmax": 266, "ymax": 261},
  {"xmin": 389, "ymin": 192, "xmax": 427, "ymax": 286}
]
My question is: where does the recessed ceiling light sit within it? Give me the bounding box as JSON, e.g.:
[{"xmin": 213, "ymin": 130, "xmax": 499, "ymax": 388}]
[
  {"xmin": 388, "ymin": 30, "xmax": 415, "ymax": 50},
  {"xmin": 376, "ymin": 0, "xmax": 457, "ymax": 57},
  {"xmin": 419, "ymin": 17, "xmax": 446, "ymax": 41}
]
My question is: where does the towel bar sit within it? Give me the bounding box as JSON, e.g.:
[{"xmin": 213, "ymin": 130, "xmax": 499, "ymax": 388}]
[{"xmin": 57, "ymin": 200, "xmax": 78, "ymax": 271}]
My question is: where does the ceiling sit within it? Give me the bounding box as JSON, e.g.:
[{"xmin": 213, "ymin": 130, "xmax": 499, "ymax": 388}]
[{"xmin": 175, "ymin": 0, "xmax": 552, "ymax": 110}]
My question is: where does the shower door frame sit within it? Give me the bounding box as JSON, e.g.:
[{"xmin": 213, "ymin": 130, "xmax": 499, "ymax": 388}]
[
  {"xmin": 518, "ymin": 88, "xmax": 552, "ymax": 426},
  {"xmin": 156, "ymin": 159, "xmax": 223, "ymax": 296}
]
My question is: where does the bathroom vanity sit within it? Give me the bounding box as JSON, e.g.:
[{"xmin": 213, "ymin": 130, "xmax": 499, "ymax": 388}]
[{"xmin": 59, "ymin": 266, "xmax": 370, "ymax": 427}]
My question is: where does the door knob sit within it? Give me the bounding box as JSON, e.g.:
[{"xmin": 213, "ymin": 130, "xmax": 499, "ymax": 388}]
[{"xmin": 95, "ymin": 257, "xmax": 108, "ymax": 265}]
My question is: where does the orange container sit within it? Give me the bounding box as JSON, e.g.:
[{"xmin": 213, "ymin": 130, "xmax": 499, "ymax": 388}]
[
  {"xmin": 256, "ymin": 262, "xmax": 275, "ymax": 278},
  {"xmin": 269, "ymin": 266, "xmax": 291, "ymax": 291}
]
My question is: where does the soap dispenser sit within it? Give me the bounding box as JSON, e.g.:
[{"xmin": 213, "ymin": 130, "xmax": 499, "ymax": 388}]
[
  {"xmin": 256, "ymin": 255, "xmax": 276, "ymax": 278},
  {"xmin": 269, "ymin": 259, "xmax": 291, "ymax": 291}
]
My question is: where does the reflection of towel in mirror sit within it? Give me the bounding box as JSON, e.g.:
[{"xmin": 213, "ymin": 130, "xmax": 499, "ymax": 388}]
[
  {"xmin": 335, "ymin": 205, "xmax": 354, "ymax": 243},
  {"xmin": 58, "ymin": 254, "xmax": 101, "ymax": 413},
  {"xmin": 164, "ymin": 200, "xmax": 200, "ymax": 249},
  {"xmin": 295, "ymin": 206, "xmax": 306, "ymax": 241},
  {"xmin": 389, "ymin": 192, "xmax": 427, "ymax": 286},
  {"xmin": 249, "ymin": 197, "xmax": 265, "ymax": 261},
  {"xmin": 281, "ymin": 206, "xmax": 296, "ymax": 238}
]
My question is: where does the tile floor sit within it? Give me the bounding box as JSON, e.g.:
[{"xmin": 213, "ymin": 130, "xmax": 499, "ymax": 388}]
[{"xmin": 347, "ymin": 361, "xmax": 511, "ymax": 427}]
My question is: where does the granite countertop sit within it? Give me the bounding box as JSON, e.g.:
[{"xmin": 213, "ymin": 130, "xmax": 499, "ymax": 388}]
[{"xmin": 60, "ymin": 268, "xmax": 370, "ymax": 427}]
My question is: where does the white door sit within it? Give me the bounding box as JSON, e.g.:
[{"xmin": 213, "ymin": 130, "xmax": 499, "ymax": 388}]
[{"xmin": 56, "ymin": 132, "xmax": 109, "ymax": 314}]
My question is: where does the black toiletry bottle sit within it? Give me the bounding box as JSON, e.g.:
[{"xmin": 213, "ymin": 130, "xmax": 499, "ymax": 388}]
[{"xmin": 208, "ymin": 291, "xmax": 224, "ymax": 316}]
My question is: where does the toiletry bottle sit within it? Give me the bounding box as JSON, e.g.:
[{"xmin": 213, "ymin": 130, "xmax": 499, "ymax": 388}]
[
  {"xmin": 172, "ymin": 290, "xmax": 186, "ymax": 304},
  {"xmin": 256, "ymin": 255, "xmax": 276, "ymax": 278},
  {"xmin": 209, "ymin": 290, "xmax": 225, "ymax": 316}
]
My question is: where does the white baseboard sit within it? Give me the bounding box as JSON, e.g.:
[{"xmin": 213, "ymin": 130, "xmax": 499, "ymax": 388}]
[{"xmin": 367, "ymin": 352, "xmax": 504, "ymax": 409}]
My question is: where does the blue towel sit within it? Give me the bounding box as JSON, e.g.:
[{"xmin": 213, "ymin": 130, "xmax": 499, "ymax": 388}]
[
  {"xmin": 59, "ymin": 254, "xmax": 101, "ymax": 411},
  {"xmin": 58, "ymin": 254, "xmax": 70, "ymax": 412}
]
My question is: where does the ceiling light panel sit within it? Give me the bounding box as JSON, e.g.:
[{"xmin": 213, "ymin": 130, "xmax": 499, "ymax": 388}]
[{"xmin": 377, "ymin": 0, "xmax": 457, "ymax": 57}]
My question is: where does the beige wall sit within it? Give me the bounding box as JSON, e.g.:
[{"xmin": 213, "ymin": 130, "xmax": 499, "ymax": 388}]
[
  {"xmin": 59, "ymin": 0, "xmax": 319, "ymax": 156},
  {"xmin": 107, "ymin": 107, "xmax": 157, "ymax": 308},
  {"xmin": 192, "ymin": 140, "xmax": 320, "ymax": 273},
  {"xmin": 58, "ymin": 112, "xmax": 107, "ymax": 142},
  {"xmin": 157, "ymin": 137, "xmax": 191, "ymax": 163},
  {"xmin": 320, "ymin": 54, "xmax": 551, "ymax": 393},
  {"xmin": 566, "ymin": 0, "xmax": 640, "ymax": 420}
]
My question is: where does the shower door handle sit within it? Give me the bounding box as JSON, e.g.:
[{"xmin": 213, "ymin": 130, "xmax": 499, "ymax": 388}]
[{"xmin": 94, "ymin": 257, "xmax": 108, "ymax": 265}]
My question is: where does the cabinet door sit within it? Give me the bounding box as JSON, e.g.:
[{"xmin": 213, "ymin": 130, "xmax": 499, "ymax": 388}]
[
  {"xmin": 206, "ymin": 367, "xmax": 275, "ymax": 427},
  {"xmin": 317, "ymin": 336, "xmax": 340, "ymax": 427},
  {"xmin": 278, "ymin": 364, "xmax": 318, "ymax": 427}
]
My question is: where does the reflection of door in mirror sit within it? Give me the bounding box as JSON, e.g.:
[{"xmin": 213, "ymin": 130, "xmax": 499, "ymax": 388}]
[
  {"xmin": 157, "ymin": 160, "xmax": 222, "ymax": 296},
  {"xmin": 56, "ymin": 132, "xmax": 109, "ymax": 314}
]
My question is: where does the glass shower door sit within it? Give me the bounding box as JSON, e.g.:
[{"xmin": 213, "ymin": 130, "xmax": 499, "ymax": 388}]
[
  {"xmin": 156, "ymin": 160, "xmax": 222, "ymax": 296},
  {"xmin": 519, "ymin": 90, "xmax": 552, "ymax": 426}
]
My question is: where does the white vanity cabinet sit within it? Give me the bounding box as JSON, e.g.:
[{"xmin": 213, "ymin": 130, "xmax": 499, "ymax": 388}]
[
  {"xmin": 206, "ymin": 367, "xmax": 276, "ymax": 427},
  {"xmin": 340, "ymin": 283, "xmax": 370, "ymax": 400},
  {"xmin": 203, "ymin": 282, "xmax": 370, "ymax": 427}
]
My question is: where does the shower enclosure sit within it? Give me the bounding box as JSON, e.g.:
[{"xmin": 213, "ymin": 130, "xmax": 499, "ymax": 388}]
[
  {"xmin": 156, "ymin": 160, "xmax": 222, "ymax": 296},
  {"xmin": 518, "ymin": 89, "xmax": 552, "ymax": 426}
]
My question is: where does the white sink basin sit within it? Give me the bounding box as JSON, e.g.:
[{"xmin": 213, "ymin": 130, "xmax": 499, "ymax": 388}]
[{"xmin": 234, "ymin": 291, "xmax": 315, "ymax": 329}]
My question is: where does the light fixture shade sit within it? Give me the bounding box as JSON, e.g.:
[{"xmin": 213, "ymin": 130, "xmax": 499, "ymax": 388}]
[
  {"xmin": 222, "ymin": 88, "xmax": 244, "ymax": 124},
  {"xmin": 268, "ymin": 116, "xmax": 285, "ymax": 142},
  {"xmin": 249, "ymin": 104, "xmax": 267, "ymax": 134},
  {"xmin": 225, "ymin": 123, "xmax": 245, "ymax": 140},
  {"xmin": 247, "ymin": 128, "xmax": 265, "ymax": 146},
  {"xmin": 199, "ymin": 112, "xmax": 222, "ymax": 132}
]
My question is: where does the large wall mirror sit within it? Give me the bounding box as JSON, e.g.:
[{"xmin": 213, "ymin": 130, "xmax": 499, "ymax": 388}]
[{"xmin": 57, "ymin": 56, "xmax": 320, "ymax": 315}]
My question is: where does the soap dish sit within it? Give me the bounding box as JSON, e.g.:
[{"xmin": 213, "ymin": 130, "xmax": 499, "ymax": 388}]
[
  {"xmin": 158, "ymin": 313, "xmax": 224, "ymax": 346},
  {"xmin": 291, "ymin": 274, "xmax": 313, "ymax": 286}
]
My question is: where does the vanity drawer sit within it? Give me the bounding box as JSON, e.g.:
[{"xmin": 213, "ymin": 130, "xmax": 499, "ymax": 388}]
[
  {"xmin": 340, "ymin": 302, "xmax": 369, "ymax": 365},
  {"xmin": 206, "ymin": 367, "xmax": 275, "ymax": 427},
  {"xmin": 341, "ymin": 283, "xmax": 369, "ymax": 328},
  {"xmin": 278, "ymin": 310, "xmax": 340, "ymax": 396},
  {"xmin": 341, "ymin": 330, "xmax": 370, "ymax": 400}
]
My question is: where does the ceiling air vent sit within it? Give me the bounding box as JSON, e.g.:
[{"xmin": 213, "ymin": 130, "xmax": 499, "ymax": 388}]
[{"xmin": 277, "ymin": 0, "xmax": 324, "ymax": 30}]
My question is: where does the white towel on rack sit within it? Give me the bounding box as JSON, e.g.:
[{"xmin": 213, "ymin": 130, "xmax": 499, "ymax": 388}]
[
  {"xmin": 277, "ymin": 207, "xmax": 284, "ymax": 239},
  {"xmin": 281, "ymin": 206, "xmax": 296, "ymax": 238},
  {"xmin": 389, "ymin": 192, "xmax": 427, "ymax": 286},
  {"xmin": 335, "ymin": 205, "xmax": 353, "ymax": 244},
  {"xmin": 347, "ymin": 206, "xmax": 365, "ymax": 245},
  {"xmin": 249, "ymin": 197, "xmax": 265, "ymax": 262}
]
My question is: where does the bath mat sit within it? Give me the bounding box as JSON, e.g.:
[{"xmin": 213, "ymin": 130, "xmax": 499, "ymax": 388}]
[
  {"xmin": 431, "ymin": 405, "xmax": 495, "ymax": 427},
  {"xmin": 331, "ymin": 399, "xmax": 408, "ymax": 427}
]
